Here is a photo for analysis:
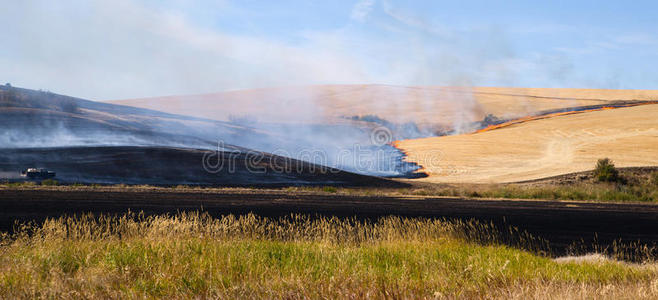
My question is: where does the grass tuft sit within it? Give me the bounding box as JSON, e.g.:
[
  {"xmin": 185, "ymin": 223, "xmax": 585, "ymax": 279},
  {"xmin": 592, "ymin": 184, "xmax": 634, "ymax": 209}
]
[
  {"xmin": 40, "ymin": 179, "xmax": 58, "ymax": 186},
  {"xmin": 322, "ymin": 186, "xmax": 338, "ymax": 193}
]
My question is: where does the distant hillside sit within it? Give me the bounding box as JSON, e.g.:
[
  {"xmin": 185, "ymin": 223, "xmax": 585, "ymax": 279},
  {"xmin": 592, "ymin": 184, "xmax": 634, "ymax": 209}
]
[
  {"xmin": 397, "ymin": 104, "xmax": 658, "ymax": 183},
  {"xmin": 107, "ymin": 85, "xmax": 658, "ymax": 131},
  {"xmin": 0, "ymin": 146, "xmax": 402, "ymax": 186},
  {"xmin": 0, "ymin": 85, "xmax": 418, "ymax": 177},
  {"xmin": 0, "ymin": 85, "xmax": 266, "ymax": 149}
]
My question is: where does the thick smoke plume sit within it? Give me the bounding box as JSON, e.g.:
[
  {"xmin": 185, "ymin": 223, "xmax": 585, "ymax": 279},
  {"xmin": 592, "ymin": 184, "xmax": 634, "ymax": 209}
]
[{"xmin": 4, "ymin": 1, "xmax": 639, "ymax": 179}]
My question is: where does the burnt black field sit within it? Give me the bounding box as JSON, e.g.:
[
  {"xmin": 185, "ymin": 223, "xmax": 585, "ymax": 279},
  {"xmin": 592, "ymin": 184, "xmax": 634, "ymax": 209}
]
[
  {"xmin": 0, "ymin": 146, "xmax": 406, "ymax": 186},
  {"xmin": 1, "ymin": 188, "xmax": 657, "ymax": 260},
  {"xmin": 0, "ymin": 85, "xmax": 422, "ymax": 180}
]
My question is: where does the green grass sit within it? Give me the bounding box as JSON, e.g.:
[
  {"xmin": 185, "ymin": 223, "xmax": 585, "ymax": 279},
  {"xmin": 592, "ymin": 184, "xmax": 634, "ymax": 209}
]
[
  {"xmin": 40, "ymin": 179, "xmax": 58, "ymax": 186},
  {"xmin": 451, "ymin": 183, "xmax": 658, "ymax": 203},
  {"xmin": 652, "ymin": 171, "xmax": 658, "ymax": 186},
  {"xmin": 3, "ymin": 166, "xmax": 658, "ymax": 204},
  {"xmin": 289, "ymin": 168, "xmax": 658, "ymax": 203},
  {"xmin": 1, "ymin": 212, "xmax": 657, "ymax": 298},
  {"xmin": 3, "ymin": 181, "xmax": 37, "ymax": 188},
  {"xmin": 287, "ymin": 181, "xmax": 658, "ymax": 203},
  {"xmin": 321, "ymin": 186, "xmax": 338, "ymax": 193},
  {"xmin": 2, "ymin": 179, "xmax": 657, "ymax": 203}
]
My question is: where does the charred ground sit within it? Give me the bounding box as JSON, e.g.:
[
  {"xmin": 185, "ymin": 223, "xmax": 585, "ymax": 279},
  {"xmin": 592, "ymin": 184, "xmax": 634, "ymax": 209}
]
[
  {"xmin": 0, "ymin": 85, "xmax": 421, "ymax": 179},
  {"xmin": 1, "ymin": 186, "xmax": 658, "ymax": 259},
  {"xmin": 0, "ymin": 146, "xmax": 404, "ymax": 187}
]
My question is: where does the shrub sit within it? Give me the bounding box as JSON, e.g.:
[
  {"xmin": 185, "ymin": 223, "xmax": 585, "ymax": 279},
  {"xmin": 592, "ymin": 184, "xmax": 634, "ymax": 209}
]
[
  {"xmin": 651, "ymin": 171, "xmax": 658, "ymax": 186},
  {"xmin": 41, "ymin": 179, "xmax": 58, "ymax": 186},
  {"xmin": 322, "ymin": 186, "xmax": 338, "ymax": 193},
  {"xmin": 594, "ymin": 158, "xmax": 619, "ymax": 182}
]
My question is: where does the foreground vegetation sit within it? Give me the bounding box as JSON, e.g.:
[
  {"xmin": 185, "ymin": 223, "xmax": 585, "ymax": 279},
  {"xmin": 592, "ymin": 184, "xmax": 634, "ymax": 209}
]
[
  {"xmin": 1, "ymin": 213, "xmax": 658, "ymax": 298},
  {"xmin": 291, "ymin": 168, "xmax": 658, "ymax": 203},
  {"xmin": 3, "ymin": 180, "xmax": 658, "ymax": 205},
  {"xmin": 405, "ymin": 181, "xmax": 658, "ymax": 203},
  {"xmin": 3, "ymin": 166, "xmax": 657, "ymax": 204},
  {"xmin": 283, "ymin": 181, "xmax": 658, "ymax": 203}
]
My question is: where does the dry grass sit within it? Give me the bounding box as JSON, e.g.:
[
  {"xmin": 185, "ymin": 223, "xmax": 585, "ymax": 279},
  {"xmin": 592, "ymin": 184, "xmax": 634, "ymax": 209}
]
[
  {"xmin": 406, "ymin": 182, "xmax": 658, "ymax": 203},
  {"xmin": 282, "ymin": 182, "xmax": 658, "ymax": 203},
  {"xmin": 286, "ymin": 169, "xmax": 658, "ymax": 203},
  {"xmin": 3, "ymin": 175, "xmax": 658, "ymax": 203},
  {"xmin": 1, "ymin": 212, "xmax": 658, "ymax": 299}
]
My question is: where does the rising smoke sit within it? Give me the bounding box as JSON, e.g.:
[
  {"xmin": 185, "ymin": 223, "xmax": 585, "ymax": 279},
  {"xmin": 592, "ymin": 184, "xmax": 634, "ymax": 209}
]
[{"xmin": 1, "ymin": 0, "xmax": 623, "ymax": 179}]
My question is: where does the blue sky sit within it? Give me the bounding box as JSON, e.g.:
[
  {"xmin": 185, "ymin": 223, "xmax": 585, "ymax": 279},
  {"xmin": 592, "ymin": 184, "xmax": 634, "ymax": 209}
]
[{"xmin": 1, "ymin": 0, "xmax": 656, "ymax": 99}]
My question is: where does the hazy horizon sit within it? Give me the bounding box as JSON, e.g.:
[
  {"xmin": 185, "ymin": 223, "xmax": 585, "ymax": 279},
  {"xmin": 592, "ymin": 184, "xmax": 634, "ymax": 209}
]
[{"xmin": 2, "ymin": 0, "xmax": 657, "ymax": 100}]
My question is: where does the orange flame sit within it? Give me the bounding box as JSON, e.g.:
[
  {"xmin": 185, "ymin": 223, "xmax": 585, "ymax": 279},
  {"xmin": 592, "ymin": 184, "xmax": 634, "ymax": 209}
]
[
  {"xmin": 389, "ymin": 140, "xmax": 428, "ymax": 173},
  {"xmin": 475, "ymin": 101, "xmax": 658, "ymax": 134}
]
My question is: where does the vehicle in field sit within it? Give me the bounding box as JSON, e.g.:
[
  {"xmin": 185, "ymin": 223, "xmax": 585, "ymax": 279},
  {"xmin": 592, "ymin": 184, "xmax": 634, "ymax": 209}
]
[{"xmin": 21, "ymin": 168, "xmax": 56, "ymax": 179}]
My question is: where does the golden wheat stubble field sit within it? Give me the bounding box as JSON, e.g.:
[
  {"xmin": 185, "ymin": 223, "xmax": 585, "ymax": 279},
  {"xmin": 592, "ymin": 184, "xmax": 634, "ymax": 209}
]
[
  {"xmin": 108, "ymin": 85, "xmax": 658, "ymax": 126},
  {"xmin": 397, "ymin": 104, "xmax": 658, "ymax": 183}
]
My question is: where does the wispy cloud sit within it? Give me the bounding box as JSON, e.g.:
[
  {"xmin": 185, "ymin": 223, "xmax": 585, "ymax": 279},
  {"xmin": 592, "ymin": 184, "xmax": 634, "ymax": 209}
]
[
  {"xmin": 614, "ymin": 33, "xmax": 657, "ymax": 46},
  {"xmin": 554, "ymin": 32, "xmax": 656, "ymax": 57},
  {"xmin": 0, "ymin": 0, "xmax": 368, "ymax": 99},
  {"xmin": 350, "ymin": 0, "xmax": 376, "ymax": 22},
  {"xmin": 1, "ymin": 0, "xmax": 655, "ymax": 98},
  {"xmin": 380, "ymin": 0, "xmax": 451, "ymax": 38}
]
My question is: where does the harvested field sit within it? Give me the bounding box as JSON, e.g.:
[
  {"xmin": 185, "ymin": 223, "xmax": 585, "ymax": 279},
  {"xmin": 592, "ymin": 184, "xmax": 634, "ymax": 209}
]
[
  {"xmin": 396, "ymin": 104, "xmax": 658, "ymax": 183},
  {"xmin": 108, "ymin": 85, "xmax": 658, "ymax": 127}
]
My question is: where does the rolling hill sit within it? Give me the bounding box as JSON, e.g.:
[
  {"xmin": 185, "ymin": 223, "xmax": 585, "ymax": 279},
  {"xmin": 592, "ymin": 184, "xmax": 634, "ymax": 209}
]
[
  {"xmin": 108, "ymin": 85, "xmax": 658, "ymax": 131},
  {"xmin": 7, "ymin": 84, "xmax": 657, "ymax": 183},
  {"xmin": 0, "ymin": 85, "xmax": 265, "ymax": 149},
  {"xmin": 108, "ymin": 85, "xmax": 658, "ymax": 183},
  {"xmin": 395, "ymin": 104, "xmax": 658, "ymax": 183},
  {"xmin": 0, "ymin": 86, "xmax": 405, "ymax": 185}
]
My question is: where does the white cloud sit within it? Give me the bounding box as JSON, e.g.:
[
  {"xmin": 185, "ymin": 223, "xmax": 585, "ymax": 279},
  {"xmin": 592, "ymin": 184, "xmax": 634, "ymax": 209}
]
[
  {"xmin": 350, "ymin": 0, "xmax": 376, "ymax": 22},
  {"xmin": 1, "ymin": 0, "xmax": 652, "ymax": 99},
  {"xmin": 0, "ymin": 0, "xmax": 367, "ymax": 100}
]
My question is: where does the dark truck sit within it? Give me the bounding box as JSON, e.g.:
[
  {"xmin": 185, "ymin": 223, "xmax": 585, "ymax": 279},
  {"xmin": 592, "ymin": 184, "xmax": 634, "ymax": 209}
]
[{"xmin": 21, "ymin": 168, "xmax": 56, "ymax": 179}]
